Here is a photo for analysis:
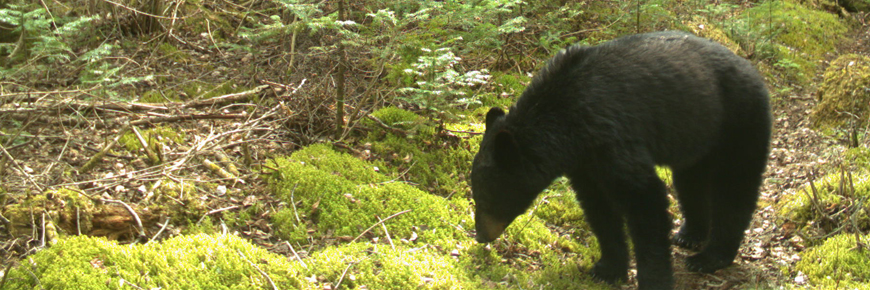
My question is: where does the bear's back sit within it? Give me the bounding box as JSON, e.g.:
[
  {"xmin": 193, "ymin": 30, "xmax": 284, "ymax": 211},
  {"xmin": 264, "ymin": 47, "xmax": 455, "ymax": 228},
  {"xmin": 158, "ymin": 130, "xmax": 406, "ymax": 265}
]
[{"xmin": 506, "ymin": 31, "xmax": 769, "ymax": 167}]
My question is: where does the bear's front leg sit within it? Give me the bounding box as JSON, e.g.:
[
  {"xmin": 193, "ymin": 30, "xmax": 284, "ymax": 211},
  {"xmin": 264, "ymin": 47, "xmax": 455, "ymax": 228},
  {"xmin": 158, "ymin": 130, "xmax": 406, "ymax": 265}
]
[
  {"xmin": 622, "ymin": 175, "xmax": 674, "ymax": 290},
  {"xmin": 573, "ymin": 179, "xmax": 629, "ymax": 284},
  {"xmin": 595, "ymin": 159, "xmax": 674, "ymax": 290}
]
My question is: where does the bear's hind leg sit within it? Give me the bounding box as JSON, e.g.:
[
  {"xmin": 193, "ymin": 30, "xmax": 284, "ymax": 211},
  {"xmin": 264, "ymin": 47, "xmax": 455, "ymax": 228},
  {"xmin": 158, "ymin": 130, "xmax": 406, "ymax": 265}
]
[
  {"xmin": 671, "ymin": 162, "xmax": 714, "ymax": 251},
  {"xmin": 686, "ymin": 152, "xmax": 765, "ymax": 273}
]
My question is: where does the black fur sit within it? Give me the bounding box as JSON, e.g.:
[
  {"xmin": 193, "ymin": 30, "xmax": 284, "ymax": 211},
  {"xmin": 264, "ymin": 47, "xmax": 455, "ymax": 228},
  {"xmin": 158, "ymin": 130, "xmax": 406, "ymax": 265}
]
[{"xmin": 471, "ymin": 31, "xmax": 771, "ymax": 290}]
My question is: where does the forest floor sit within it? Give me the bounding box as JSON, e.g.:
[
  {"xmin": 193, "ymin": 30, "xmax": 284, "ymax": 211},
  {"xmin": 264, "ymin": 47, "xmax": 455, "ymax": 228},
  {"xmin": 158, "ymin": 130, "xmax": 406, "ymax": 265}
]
[{"xmin": 1, "ymin": 4, "xmax": 869, "ymax": 289}]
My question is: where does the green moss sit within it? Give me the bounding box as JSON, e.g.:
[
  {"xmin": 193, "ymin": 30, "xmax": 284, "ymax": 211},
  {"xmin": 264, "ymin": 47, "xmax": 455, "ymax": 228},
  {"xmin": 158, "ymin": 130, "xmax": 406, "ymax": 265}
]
[
  {"xmin": 4, "ymin": 188, "xmax": 96, "ymax": 237},
  {"xmin": 484, "ymin": 72, "xmax": 530, "ymax": 108},
  {"xmin": 290, "ymin": 144, "xmax": 389, "ymax": 184},
  {"xmin": 221, "ymin": 206, "xmax": 256, "ymax": 229},
  {"xmin": 139, "ymin": 90, "xmax": 181, "ymax": 103},
  {"xmin": 4, "ymin": 234, "xmax": 305, "ymax": 289},
  {"xmin": 156, "ymin": 42, "xmax": 189, "ymax": 63},
  {"xmin": 362, "ymin": 107, "xmax": 476, "ymax": 197},
  {"xmin": 795, "ymin": 233, "xmax": 870, "ymax": 288},
  {"xmin": 368, "ymin": 106, "xmax": 427, "ymax": 131},
  {"xmin": 119, "ymin": 126, "xmax": 184, "ymax": 152},
  {"xmin": 267, "ymin": 145, "xmax": 471, "ymax": 246},
  {"xmin": 844, "ymin": 147, "xmax": 870, "ymax": 168},
  {"xmin": 184, "ymin": 216, "xmax": 218, "ymax": 235},
  {"xmin": 811, "ymin": 54, "xmax": 870, "ymax": 130},
  {"xmin": 685, "ymin": 16, "xmax": 745, "ymax": 57},
  {"xmin": 504, "ymin": 212, "xmax": 582, "ymax": 254},
  {"xmin": 732, "ymin": 1, "xmax": 847, "ymax": 83},
  {"xmin": 266, "ymin": 143, "xmax": 608, "ymax": 288},
  {"xmin": 303, "ymin": 242, "xmax": 481, "ymax": 289},
  {"xmin": 1, "ymin": 231, "xmax": 614, "ymax": 289},
  {"xmin": 152, "ymin": 180, "xmax": 209, "ymax": 222},
  {"xmin": 778, "ymin": 171, "xmax": 870, "ymax": 234},
  {"xmin": 532, "ymin": 178, "xmax": 586, "ymax": 228}
]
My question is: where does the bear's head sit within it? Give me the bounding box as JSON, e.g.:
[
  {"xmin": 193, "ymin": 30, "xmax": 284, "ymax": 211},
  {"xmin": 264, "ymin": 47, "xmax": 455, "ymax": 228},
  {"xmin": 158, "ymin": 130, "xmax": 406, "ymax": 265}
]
[{"xmin": 471, "ymin": 107, "xmax": 551, "ymax": 243}]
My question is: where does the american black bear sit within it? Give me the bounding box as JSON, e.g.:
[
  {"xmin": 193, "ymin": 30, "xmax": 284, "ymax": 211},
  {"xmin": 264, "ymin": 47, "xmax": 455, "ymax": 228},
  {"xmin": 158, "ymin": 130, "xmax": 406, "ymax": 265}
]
[{"xmin": 471, "ymin": 31, "xmax": 771, "ymax": 290}]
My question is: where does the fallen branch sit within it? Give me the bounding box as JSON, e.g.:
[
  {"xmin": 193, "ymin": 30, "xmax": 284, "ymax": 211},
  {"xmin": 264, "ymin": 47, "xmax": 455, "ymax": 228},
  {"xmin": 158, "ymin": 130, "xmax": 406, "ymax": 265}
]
[
  {"xmin": 147, "ymin": 218, "xmax": 171, "ymax": 245},
  {"xmin": 237, "ymin": 249, "xmax": 279, "ymax": 290},
  {"xmin": 196, "ymin": 205, "xmax": 240, "ymax": 224},
  {"xmin": 365, "ymin": 114, "xmax": 409, "ymax": 137},
  {"xmin": 182, "ymin": 85, "xmax": 269, "ymax": 109},
  {"xmin": 99, "ymin": 198, "xmax": 146, "ymax": 240},
  {"xmin": 334, "ymin": 261, "xmax": 355, "ymax": 290},
  {"xmin": 80, "ymin": 125, "xmax": 131, "ymax": 173},
  {"xmin": 351, "ymin": 209, "xmax": 411, "ymax": 243},
  {"xmin": 283, "ymin": 241, "xmax": 307, "ymax": 269},
  {"xmin": 130, "ymin": 113, "xmax": 247, "ymax": 126}
]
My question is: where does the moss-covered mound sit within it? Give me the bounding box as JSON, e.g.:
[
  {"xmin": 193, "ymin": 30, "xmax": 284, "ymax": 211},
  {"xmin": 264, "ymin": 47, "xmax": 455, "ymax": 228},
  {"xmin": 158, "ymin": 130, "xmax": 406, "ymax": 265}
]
[
  {"xmin": 685, "ymin": 16, "xmax": 745, "ymax": 57},
  {"xmin": 267, "ymin": 143, "xmax": 473, "ymax": 247},
  {"xmin": 732, "ymin": 1, "xmax": 847, "ymax": 83},
  {"xmin": 795, "ymin": 233, "xmax": 870, "ymax": 288},
  {"xmin": 811, "ymin": 54, "xmax": 870, "ymax": 130},
  {"xmin": 3, "ymin": 234, "xmax": 305, "ymax": 289},
  {"xmin": 362, "ymin": 106, "xmax": 480, "ymax": 196},
  {"xmin": 778, "ymin": 169, "xmax": 870, "ymax": 238},
  {"xmin": 265, "ymin": 142, "xmax": 605, "ymax": 289}
]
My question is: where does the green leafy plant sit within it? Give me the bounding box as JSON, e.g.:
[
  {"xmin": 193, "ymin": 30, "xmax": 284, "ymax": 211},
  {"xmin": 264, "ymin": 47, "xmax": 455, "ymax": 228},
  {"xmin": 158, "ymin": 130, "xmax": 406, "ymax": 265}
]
[
  {"xmin": 0, "ymin": 4, "xmax": 97, "ymax": 64},
  {"xmin": 398, "ymin": 46, "xmax": 490, "ymax": 117}
]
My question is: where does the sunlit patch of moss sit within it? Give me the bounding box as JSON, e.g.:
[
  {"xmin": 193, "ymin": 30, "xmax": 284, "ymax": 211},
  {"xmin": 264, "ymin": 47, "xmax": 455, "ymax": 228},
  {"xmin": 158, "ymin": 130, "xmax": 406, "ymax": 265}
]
[
  {"xmin": 4, "ymin": 234, "xmax": 304, "ymax": 289},
  {"xmin": 445, "ymin": 121, "xmax": 485, "ymax": 136},
  {"xmin": 183, "ymin": 215, "xmax": 218, "ymax": 235},
  {"xmin": 268, "ymin": 142, "xmax": 618, "ymax": 289},
  {"xmin": 268, "ymin": 158, "xmax": 355, "ymax": 242},
  {"xmin": 364, "ymin": 107, "xmax": 476, "ymax": 197},
  {"xmin": 533, "ymin": 178, "xmax": 586, "ymax": 227},
  {"xmin": 811, "ymin": 54, "xmax": 870, "ymax": 130},
  {"xmin": 685, "ymin": 16, "xmax": 745, "ymax": 57},
  {"xmin": 119, "ymin": 126, "xmax": 184, "ymax": 152},
  {"xmin": 844, "ymin": 147, "xmax": 870, "ymax": 168},
  {"xmin": 795, "ymin": 233, "xmax": 870, "ymax": 288},
  {"xmin": 466, "ymin": 211, "xmax": 605, "ymax": 289},
  {"xmin": 481, "ymin": 72, "xmax": 530, "ymax": 108},
  {"xmin": 503, "ymin": 213, "xmax": 582, "ymax": 254},
  {"xmin": 656, "ymin": 166, "xmax": 673, "ymax": 187},
  {"xmin": 366, "ymin": 106, "xmax": 428, "ymax": 131},
  {"xmin": 778, "ymin": 171, "xmax": 870, "ymax": 234},
  {"xmin": 267, "ymin": 145, "xmax": 471, "ymax": 247},
  {"xmin": 300, "ymin": 242, "xmax": 481, "ymax": 289},
  {"xmin": 290, "ymin": 143, "xmax": 389, "ymax": 184},
  {"xmin": 732, "ymin": 1, "xmax": 846, "ymax": 83},
  {"xmin": 153, "ymin": 179, "xmax": 209, "ymax": 222}
]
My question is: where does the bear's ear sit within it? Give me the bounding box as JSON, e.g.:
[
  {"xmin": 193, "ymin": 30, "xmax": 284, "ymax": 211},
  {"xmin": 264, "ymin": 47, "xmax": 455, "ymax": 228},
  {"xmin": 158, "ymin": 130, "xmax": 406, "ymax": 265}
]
[
  {"xmin": 485, "ymin": 107, "xmax": 506, "ymax": 129},
  {"xmin": 493, "ymin": 130, "xmax": 521, "ymax": 166}
]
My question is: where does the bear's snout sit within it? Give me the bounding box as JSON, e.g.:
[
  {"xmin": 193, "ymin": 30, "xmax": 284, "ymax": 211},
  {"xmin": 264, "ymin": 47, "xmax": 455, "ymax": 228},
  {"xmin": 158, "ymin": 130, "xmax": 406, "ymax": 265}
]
[{"xmin": 474, "ymin": 212, "xmax": 508, "ymax": 243}]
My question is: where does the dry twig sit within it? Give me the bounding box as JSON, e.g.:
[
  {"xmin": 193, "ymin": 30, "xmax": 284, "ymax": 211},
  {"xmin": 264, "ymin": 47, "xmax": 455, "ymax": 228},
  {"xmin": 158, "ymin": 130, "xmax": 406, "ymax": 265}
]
[
  {"xmin": 351, "ymin": 209, "xmax": 411, "ymax": 243},
  {"xmin": 99, "ymin": 199, "xmax": 146, "ymax": 239},
  {"xmin": 237, "ymin": 249, "xmax": 278, "ymax": 290}
]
